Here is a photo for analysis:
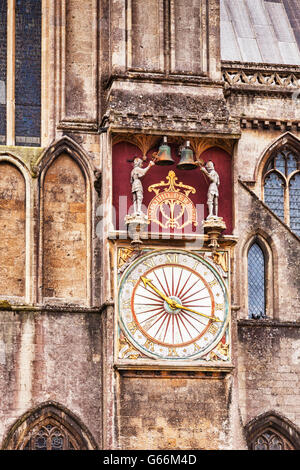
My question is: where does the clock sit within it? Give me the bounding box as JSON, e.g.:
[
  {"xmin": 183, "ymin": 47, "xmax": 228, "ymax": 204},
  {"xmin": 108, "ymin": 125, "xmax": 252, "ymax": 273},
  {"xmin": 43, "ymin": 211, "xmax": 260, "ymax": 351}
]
[{"xmin": 118, "ymin": 249, "xmax": 229, "ymax": 360}]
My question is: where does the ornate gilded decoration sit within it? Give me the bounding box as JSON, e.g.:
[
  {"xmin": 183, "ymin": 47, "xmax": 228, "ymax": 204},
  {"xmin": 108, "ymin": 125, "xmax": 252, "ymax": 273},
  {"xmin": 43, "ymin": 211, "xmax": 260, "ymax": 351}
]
[
  {"xmin": 209, "ymin": 336, "xmax": 230, "ymax": 361},
  {"xmin": 189, "ymin": 137, "xmax": 234, "ymax": 160},
  {"xmin": 112, "ymin": 134, "xmax": 161, "ymax": 159},
  {"xmin": 118, "ymin": 248, "xmax": 134, "ymax": 269},
  {"xmin": 212, "ymin": 251, "xmax": 229, "ymax": 273},
  {"xmin": 118, "ymin": 335, "xmax": 143, "ymax": 360},
  {"xmin": 147, "ymin": 171, "xmax": 197, "ymax": 229}
]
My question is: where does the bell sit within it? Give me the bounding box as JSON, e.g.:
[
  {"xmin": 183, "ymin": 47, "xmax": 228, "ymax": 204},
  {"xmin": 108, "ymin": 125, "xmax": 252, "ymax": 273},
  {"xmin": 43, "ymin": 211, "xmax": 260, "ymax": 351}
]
[
  {"xmin": 153, "ymin": 137, "xmax": 174, "ymax": 166},
  {"xmin": 177, "ymin": 141, "xmax": 198, "ymax": 170}
]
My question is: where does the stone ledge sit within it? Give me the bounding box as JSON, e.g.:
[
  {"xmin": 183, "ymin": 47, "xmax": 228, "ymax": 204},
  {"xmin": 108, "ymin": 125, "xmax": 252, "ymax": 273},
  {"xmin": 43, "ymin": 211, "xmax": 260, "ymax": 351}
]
[{"xmin": 238, "ymin": 319, "xmax": 300, "ymax": 328}]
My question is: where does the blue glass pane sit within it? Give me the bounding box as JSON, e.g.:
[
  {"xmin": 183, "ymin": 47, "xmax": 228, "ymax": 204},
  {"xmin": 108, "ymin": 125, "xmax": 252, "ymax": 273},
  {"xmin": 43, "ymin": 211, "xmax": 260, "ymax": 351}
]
[
  {"xmin": 248, "ymin": 243, "xmax": 265, "ymax": 319},
  {"xmin": 275, "ymin": 153, "xmax": 285, "ymax": 175},
  {"xmin": 264, "ymin": 172, "xmax": 285, "ymax": 220},
  {"xmin": 287, "ymin": 152, "xmax": 297, "ymax": 176},
  {"xmin": 0, "ymin": 0, "xmax": 7, "ymax": 144},
  {"xmin": 15, "ymin": 0, "xmax": 41, "ymax": 147},
  {"xmin": 289, "ymin": 172, "xmax": 300, "ymax": 236}
]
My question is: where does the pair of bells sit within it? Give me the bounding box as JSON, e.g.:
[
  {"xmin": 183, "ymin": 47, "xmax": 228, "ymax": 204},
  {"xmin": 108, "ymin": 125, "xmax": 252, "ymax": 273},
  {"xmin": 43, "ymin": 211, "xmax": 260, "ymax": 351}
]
[{"xmin": 153, "ymin": 137, "xmax": 199, "ymax": 170}]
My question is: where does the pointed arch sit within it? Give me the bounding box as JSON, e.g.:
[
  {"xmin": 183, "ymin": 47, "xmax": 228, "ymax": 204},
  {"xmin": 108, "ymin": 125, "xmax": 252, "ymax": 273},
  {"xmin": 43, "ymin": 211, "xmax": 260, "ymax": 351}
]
[
  {"xmin": 37, "ymin": 136, "xmax": 94, "ymax": 306},
  {"xmin": 2, "ymin": 401, "xmax": 98, "ymax": 450},
  {"xmin": 245, "ymin": 411, "xmax": 300, "ymax": 450},
  {"xmin": 0, "ymin": 153, "xmax": 33, "ymax": 303},
  {"xmin": 35, "ymin": 135, "xmax": 95, "ymax": 180},
  {"xmin": 240, "ymin": 230, "xmax": 277, "ymax": 319},
  {"xmin": 254, "ymin": 132, "xmax": 300, "ymax": 185},
  {"xmin": 254, "ymin": 132, "xmax": 300, "ymax": 236}
]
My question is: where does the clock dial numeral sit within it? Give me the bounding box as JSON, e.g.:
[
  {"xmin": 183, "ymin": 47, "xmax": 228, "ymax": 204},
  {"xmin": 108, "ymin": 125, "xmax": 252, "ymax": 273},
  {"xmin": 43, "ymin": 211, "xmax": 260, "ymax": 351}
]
[
  {"xmin": 208, "ymin": 323, "xmax": 218, "ymax": 335},
  {"xmin": 208, "ymin": 279, "xmax": 218, "ymax": 288},
  {"xmin": 143, "ymin": 258, "xmax": 156, "ymax": 269},
  {"xmin": 215, "ymin": 303, "xmax": 224, "ymax": 311},
  {"xmin": 144, "ymin": 340, "xmax": 155, "ymax": 352},
  {"xmin": 127, "ymin": 321, "xmax": 138, "ymax": 335},
  {"xmin": 165, "ymin": 253, "xmax": 178, "ymax": 265},
  {"xmin": 122, "ymin": 299, "xmax": 131, "ymax": 309},
  {"xmin": 168, "ymin": 348, "xmax": 179, "ymax": 357}
]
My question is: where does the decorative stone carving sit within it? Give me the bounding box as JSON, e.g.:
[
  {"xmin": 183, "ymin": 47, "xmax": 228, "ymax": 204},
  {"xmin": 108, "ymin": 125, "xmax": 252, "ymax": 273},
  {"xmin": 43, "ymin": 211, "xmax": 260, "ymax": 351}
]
[
  {"xmin": 200, "ymin": 160, "xmax": 220, "ymax": 219},
  {"xmin": 129, "ymin": 157, "xmax": 154, "ymax": 217},
  {"xmin": 125, "ymin": 157, "xmax": 154, "ymax": 246}
]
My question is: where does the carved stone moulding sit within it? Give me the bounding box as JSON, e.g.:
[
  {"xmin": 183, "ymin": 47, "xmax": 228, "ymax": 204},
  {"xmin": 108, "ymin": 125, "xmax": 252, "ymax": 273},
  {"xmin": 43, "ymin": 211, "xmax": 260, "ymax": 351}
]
[
  {"xmin": 241, "ymin": 118, "xmax": 300, "ymax": 132},
  {"xmin": 202, "ymin": 217, "xmax": 227, "ymax": 251},
  {"xmin": 104, "ymin": 80, "xmax": 241, "ymax": 136}
]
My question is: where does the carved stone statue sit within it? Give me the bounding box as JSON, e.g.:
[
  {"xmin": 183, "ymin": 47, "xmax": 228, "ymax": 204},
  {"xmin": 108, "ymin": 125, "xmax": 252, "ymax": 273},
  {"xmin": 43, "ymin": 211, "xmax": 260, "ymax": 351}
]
[
  {"xmin": 200, "ymin": 160, "xmax": 220, "ymax": 219},
  {"xmin": 130, "ymin": 157, "xmax": 154, "ymax": 215}
]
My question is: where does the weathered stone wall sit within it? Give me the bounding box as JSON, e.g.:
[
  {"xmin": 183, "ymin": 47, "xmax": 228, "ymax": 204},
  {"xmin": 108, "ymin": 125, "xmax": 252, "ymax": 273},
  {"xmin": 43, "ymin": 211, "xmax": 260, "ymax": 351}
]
[
  {"xmin": 238, "ymin": 324, "xmax": 300, "ymax": 426},
  {"xmin": 0, "ymin": 310, "xmax": 102, "ymax": 448},
  {"xmin": 118, "ymin": 372, "xmax": 231, "ymax": 450},
  {"xmin": 130, "ymin": 0, "xmax": 163, "ymax": 72}
]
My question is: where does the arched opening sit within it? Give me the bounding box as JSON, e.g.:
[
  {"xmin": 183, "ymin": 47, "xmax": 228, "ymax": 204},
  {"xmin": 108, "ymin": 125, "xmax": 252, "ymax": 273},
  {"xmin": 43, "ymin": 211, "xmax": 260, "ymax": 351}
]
[
  {"xmin": 247, "ymin": 241, "xmax": 266, "ymax": 319},
  {"xmin": 245, "ymin": 411, "xmax": 300, "ymax": 450},
  {"xmin": 2, "ymin": 402, "xmax": 98, "ymax": 450},
  {"xmin": 36, "ymin": 137, "xmax": 94, "ymax": 306},
  {"xmin": 260, "ymin": 135, "xmax": 300, "ymax": 235}
]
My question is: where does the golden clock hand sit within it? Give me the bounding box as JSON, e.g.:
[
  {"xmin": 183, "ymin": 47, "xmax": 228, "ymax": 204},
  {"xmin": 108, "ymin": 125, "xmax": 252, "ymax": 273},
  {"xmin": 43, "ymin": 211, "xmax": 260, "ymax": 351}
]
[
  {"xmin": 174, "ymin": 303, "xmax": 221, "ymax": 322},
  {"xmin": 140, "ymin": 277, "xmax": 176, "ymax": 307}
]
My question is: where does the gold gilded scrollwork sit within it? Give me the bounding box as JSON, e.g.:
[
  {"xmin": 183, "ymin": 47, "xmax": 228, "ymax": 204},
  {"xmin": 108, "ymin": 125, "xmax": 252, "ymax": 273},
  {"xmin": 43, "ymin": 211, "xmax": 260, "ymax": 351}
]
[
  {"xmin": 213, "ymin": 251, "xmax": 228, "ymax": 273},
  {"xmin": 112, "ymin": 134, "xmax": 161, "ymax": 159},
  {"xmin": 118, "ymin": 248, "xmax": 134, "ymax": 269},
  {"xmin": 118, "ymin": 335, "xmax": 143, "ymax": 360},
  {"xmin": 209, "ymin": 340, "xmax": 230, "ymax": 361}
]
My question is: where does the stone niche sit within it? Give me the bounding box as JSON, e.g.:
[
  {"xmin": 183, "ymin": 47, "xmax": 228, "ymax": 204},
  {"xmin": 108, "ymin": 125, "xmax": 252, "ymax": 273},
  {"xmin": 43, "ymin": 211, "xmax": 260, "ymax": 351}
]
[
  {"xmin": 42, "ymin": 153, "xmax": 87, "ymax": 303},
  {"xmin": 0, "ymin": 162, "xmax": 26, "ymax": 298}
]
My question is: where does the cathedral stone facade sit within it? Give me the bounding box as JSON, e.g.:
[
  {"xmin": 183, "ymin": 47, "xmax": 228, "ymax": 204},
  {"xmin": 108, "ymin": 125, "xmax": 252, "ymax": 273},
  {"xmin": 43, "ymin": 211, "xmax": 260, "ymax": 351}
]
[{"xmin": 0, "ymin": 0, "xmax": 299, "ymax": 451}]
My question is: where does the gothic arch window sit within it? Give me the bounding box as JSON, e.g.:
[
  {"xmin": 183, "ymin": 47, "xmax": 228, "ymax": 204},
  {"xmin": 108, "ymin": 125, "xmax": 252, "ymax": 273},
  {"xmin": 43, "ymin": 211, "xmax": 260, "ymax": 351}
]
[
  {"xmin": 245, "ymin": 412, "xmax": 300, "ymax": 451},
  {"xmin": 23, "ymin": 419, "xmax": 79, "ymax": 450},
  {"xmin": 2, "ymin": 402, "xmax": 98, "ymax": 450},
  {"xmin": 251, "ymin": 429, "xmax": 293, "ymax": 450},
  {"xmin": 247, "ymin": 241, "xmax": 266, "ymax": 319},
  {"xmin": 263, "ymin": 147, "xmax": 300, "ymax": 236}
]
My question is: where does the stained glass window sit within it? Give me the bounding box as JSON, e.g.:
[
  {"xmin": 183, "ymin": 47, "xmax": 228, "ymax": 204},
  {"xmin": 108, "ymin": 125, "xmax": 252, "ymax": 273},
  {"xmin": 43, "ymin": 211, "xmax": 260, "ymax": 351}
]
[
  {"xmin": 0, "ymin": 0, "xmax": 7, "ymax": 144},
  {"xmin": 23, "ymin": 422, "xmax": 78, "ymax": 450},
  {"xmin": 252, "ymin": 430, "xmax": 293, "ymax": 450},
  {"xmin": 264, "ymin": 149, "xmax": 300, "ymax": 235},
  {"xmin": 290, "ymin": 173, "xmax": 300, "ymax": 236},
  {"xmin": 264, "ymin": 172, "xmax": 285, "ymax": 221},
  {"xmin": 15, "ymin": 0, "xmax": 41, "ymax": 146},
  {"xmin": 248, "ymin": 243, "xmax": 265, "ymax": 319},
  {"xmin": 0, "ymin": 0, "xmax": 41, "ymax": 146}
]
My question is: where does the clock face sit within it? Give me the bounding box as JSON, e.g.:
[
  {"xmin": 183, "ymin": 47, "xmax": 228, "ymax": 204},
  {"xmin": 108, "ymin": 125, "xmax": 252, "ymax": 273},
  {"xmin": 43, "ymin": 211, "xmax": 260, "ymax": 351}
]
[{"xmin": 118, "ymin": 249, "xmax": 229, "ymax": 360}]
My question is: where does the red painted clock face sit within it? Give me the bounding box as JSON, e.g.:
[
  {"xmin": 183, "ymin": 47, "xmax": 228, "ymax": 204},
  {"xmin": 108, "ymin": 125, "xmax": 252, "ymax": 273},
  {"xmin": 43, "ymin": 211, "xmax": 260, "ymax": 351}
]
[{"xmin": 118, "ymin": 250, "xmax": 229, "ymax": 360}]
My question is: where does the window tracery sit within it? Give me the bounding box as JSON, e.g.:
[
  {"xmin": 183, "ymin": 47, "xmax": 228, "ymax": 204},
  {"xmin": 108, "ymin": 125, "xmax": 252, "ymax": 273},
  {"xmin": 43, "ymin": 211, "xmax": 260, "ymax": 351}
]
[
  {"xmin": 23, "ymin": 421, "xmax": 77, "ymax": 451},
  {"xmin": 252, "ymin": 429, "xmax": 293, "ymax": 450},
  {"xmin": 263, "ymin": 148, "xmax": 300, "ymax": 236},
  {"xmin": 245, "ymin": 411, "xmax": 300, "ymax": 451}
]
